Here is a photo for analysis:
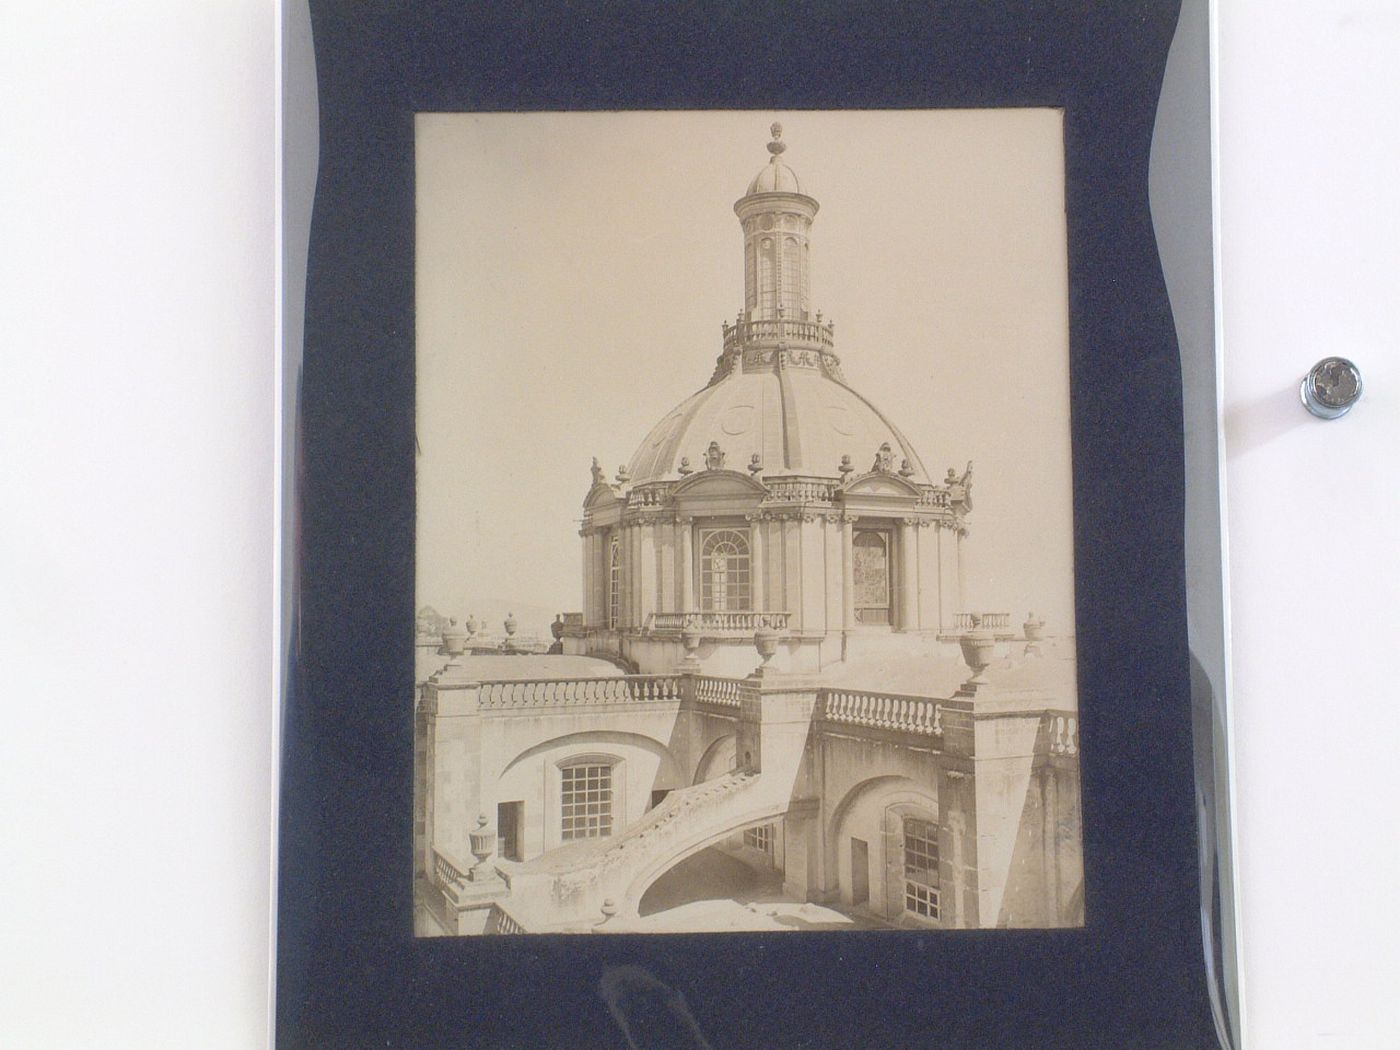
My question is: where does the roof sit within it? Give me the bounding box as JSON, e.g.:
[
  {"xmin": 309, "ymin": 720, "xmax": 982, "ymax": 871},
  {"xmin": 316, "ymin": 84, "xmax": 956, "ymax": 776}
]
[
  {"xmin": 626, "ymin": 358, "xmax": 931, "ymax": 485},
  {"xmin": 746, "ymin": 157, "xmax": 804, "ymax": 196}
]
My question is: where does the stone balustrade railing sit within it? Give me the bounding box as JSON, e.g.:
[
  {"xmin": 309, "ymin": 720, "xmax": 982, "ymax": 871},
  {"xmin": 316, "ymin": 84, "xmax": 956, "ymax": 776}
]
[
  {"xmin": 627, "ymin": 484, "xmax": 669, "ymax": 507},
  {"xmin": 647, "ymin": 610, "xmax": 791, "ymax": 634},
  {"xmin": 478, "ymin": 675, "xmax": 684, "ymax": 710},
  {"xmin": 1046, "ymin": 713, "xmax": 1080, "ymax": 756},
  {"xmin": 491, "ymin": 904, "xmax": 529, "ymax": 935},
  {"xmin": 762, "ymin": 476, "xmax": 837, "ymax": 503},
  {"xmin": 433, "ymin": 849, "xmax": 468, "ymax": 889},
  {"xmin": 722, "ymin": 317, "xmax": 835, "ymax": 353},
  {"xmin": 818, "ymin": 688, "xmax": 945, "ymax": 737},
  {"xmin": 695, "ymin": 676, "xmax": 743, "ymax": 708},
  {"xmin": 951, "ymin": 611, "xmax": 1011, "ymax": 630},
  {"xmin": 919, "ymin": 487, "xmax": 950, "ymax": 507}
]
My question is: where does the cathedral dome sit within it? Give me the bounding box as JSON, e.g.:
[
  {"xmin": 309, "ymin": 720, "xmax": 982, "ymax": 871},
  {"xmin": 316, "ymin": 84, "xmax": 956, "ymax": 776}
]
[{"xmin": 626, "ymin": 359, "xmax": 931, "ymax": 486}]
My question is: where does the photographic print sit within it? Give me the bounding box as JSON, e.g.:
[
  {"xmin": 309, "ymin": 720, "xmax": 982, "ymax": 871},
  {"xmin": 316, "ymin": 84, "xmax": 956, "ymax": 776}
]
[{"xmin": 412, "ymin": 110, "xmax": 1083, "ymax": 936}]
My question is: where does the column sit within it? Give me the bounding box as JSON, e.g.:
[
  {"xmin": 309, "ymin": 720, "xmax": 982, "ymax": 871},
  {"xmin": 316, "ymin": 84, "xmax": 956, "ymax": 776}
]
[
  {"xmin": 917, "ymin": 522, "xmax": 939, "ymax": 631},
  {"xmin": 749, "ymin": 513, "xmax": 765, "ymax": 612},
  {"xmin": 630, "ymin": 522, "xmax": 643, "ymax": 629},
  {"xmin": 800, "ymin": 516, "xmax": 825, "ymax": 633},
  {"xmin": 658, "ymin": 520, "xmax": 675, "ymax": 613},
  {"xmin": 823, "ymin": 514, "xmax": 842, "ymax": 636},
  {"xmin": 840, "ymin": 515, "xmax": 855, "ymax": 635},
  {"xmin": 678, "ymin": 516, "xmax": 693, "ymax": 613},
  {"xmin": 898, "ymin": 519, "xmax": 919, "ymax": 631},
  {"xmin": 938, "ymin": 524, "xmax": 961, "ymax": 628},
  {"xmin": 639, "ymin": 520, "xmax": 657, "ymax": 625},
  {"xmin": 621, "ymin": 524, "xmax": 633, "ymax": 629}
]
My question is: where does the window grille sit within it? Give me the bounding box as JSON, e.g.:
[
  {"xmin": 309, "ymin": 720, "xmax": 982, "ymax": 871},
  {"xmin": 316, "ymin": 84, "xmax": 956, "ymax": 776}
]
[
  {"xmin": 743, "ymin": 823, "xmax": 773, "ymax": 854},
  {"xmin": 903, "ymin": 817, "xmax": 940, "ymax": 920},
  {"xmin": 560, "ymin": 763, "xmax": 613, "ymax": 841}
]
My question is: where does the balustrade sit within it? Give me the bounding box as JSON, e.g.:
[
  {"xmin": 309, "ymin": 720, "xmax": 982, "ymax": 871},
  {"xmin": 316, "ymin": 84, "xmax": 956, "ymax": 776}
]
[
  {"xmin": 433, "ymin": 849, "xmax": 468, "ymax": 889},
  {"xmin": 627, "ymin": 485, "xmax": 669, "ymax": 507},
  {"xmin": 492, "ymin": 905, "xmax": 529, "ymax": 935},
  {"xmin": 722, "ymin": 317, "xmax": 835, "ymax": 353},
  {"xmin": 646, "ymin": 610, "xmax": 791, "ymax": 635},
  {"xmin": 478, "ymin": 675, "xmax": 684, "ymax": 710},
  {"xmin": 818, "ymin": 688, "xmax": 945, "ymax": 736},
  {"xmin": 695, "ymin": 676, "xmax": 743, "ymax": 707},
  {"xmin": 951, "ymin": 611, "xmax": 1011, "ymax": 630},
  {"xmin": 762, "ymin": 477, "xmax": 837, "ymax": 503},
  {"xmin": 1047, "ymin": 714, "xmax": 1079, "ymax": 756}
]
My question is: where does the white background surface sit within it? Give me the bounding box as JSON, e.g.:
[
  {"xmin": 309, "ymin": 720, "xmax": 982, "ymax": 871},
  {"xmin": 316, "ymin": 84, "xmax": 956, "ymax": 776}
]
[{"xmin": 0, "ymin": 2, "xmax": 1395, "ymax": 1047}]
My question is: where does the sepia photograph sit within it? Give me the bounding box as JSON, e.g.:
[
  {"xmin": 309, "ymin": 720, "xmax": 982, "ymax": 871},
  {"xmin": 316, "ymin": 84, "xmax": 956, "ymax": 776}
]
[{"xmin": 412, "ymin": 110, "xmax": 1083, "ymax": 935}]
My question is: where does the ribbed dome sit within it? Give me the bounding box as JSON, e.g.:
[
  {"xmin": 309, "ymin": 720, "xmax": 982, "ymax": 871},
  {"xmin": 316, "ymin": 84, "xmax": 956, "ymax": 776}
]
[
  {"xmin": 627, "ymin": 361, "xmax": 930, "ymax": 486},
  {"xmin": 746, "ymin": 158, "xmax": 804, "ymax": 196}
]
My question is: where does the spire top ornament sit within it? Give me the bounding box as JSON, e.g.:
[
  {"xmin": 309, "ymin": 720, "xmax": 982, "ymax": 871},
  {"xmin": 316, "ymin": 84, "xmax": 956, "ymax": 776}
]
[{"xmin": 766, "ymin": 122, "xmax": 786, "ymax": 158}]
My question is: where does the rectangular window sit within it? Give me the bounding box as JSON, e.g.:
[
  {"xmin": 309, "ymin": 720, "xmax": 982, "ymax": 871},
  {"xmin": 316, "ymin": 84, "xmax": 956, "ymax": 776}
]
[
  {"xmin": 903, "ymin": 817, "xmax": 940, "ymax": 920},
  {"xmin": 560, "ymin": 764, "xmax": 613, "ymax": 841},
  {"xmin": 743, "ymin": 823, "xmax": 773, "ymax": 854},
  {"xmin": 853, "ymin": 527, "xmax": 892, "ymax": 625},
  {"xmin": 608, "ymin": 532, "xmax": 621, "ymax": 629}
]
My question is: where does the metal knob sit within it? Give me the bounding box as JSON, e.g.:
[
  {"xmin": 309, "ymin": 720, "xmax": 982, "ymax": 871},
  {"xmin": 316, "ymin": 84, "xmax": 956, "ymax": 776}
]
[{"xmin": 1300, "ymin": 357, "xmax": 1363, "ymax": 419}]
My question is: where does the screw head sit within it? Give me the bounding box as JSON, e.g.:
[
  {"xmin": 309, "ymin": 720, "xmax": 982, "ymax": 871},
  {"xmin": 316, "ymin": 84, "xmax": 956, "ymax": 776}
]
[{"xmin": 1301, "ymin": 357, "xmax": 1363, "ymax": 419}]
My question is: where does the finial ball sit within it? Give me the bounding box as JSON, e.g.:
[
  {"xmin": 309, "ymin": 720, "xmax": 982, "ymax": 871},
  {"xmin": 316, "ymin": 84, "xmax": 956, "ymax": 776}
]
[{"xmin": 766, "ymin": 122, "xmax": 786, "ymax": 156}]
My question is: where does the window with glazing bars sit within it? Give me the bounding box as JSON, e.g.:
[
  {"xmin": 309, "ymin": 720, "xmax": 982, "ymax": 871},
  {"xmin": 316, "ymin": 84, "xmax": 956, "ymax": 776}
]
[
  {"xmin": 700, "ymin": 528, "xmax": 750, "ymax": 611},
  {"xmin": 608, "ymin": 533, "xmax": 621, "ymax": 629},
  {"xmin": 560, "ymin": 763, "xmax": 613, "ymax": 841},
  {"xmin": 903, "ymin": 816, "xmax": 940, "ymax": 920},
  {"xmin": 743, "ymin": 823, "xmax": 773, "ymax": 854}
]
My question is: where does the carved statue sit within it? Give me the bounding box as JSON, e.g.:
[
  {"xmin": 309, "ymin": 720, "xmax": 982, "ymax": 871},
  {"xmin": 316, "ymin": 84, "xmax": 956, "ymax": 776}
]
[
  {"xmin": 838, "ymin": 454, "xmax": 854, "ymax": 476},
  {"xmin": 872, "ymin": 442, "xmax": 895, "ymax": 473},
  {"xmin": 615, "ymin": 464, "xmax": 631, "ymax": 484},
  {"xmin": 898, "ymin": 459, "xmax": 915, "ymax": 477},
  {"xmin": 677, "ymin": 456, "xmax": 694, "ymax": 476},
  {"xmin": 704, "ymin": 441, "xmax": 725, "ymax": 471},
  {"xmin": 946, "ymin": 461, "xmax": 974, "ymax": 511},
  {"xmin": 748, "ymin": 453, "xmax": 763, "ymax": 475},
  {"xmin": 590, "ymin": 457, "xmax": 605, "ymax": 486}
]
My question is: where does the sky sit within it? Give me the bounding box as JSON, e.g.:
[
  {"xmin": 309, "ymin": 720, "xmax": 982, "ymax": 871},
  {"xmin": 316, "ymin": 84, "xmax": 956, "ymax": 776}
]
[{"xmin": 416, "ymin": 110, "xmax": 1075, "ymax": 638}]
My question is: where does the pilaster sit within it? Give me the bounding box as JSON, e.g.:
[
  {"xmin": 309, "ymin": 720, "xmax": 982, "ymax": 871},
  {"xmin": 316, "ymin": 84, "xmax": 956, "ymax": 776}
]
[{"xmin": 897, "ymin": 518, "xmax": 919, "ymax": 631}]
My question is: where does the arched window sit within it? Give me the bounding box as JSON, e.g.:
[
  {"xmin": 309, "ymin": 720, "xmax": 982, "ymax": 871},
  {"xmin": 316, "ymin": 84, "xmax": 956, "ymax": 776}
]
[
  {"xmin": 902, "ymin": 816, "xmax": 940, "ymax": 921},
  {"xmin": 758, "ymin": 237, "xmax": 776, "ymax": 315},
  {"xmin": 782, "ymin": 235, "xmax": 800, "ymax": 316},
  {"xmin": 700, "ymin": 528, "xmax": 751, "ymax": 611},
  {"xmin": 608, "ymin": 532, "xmax": 621, "ymax": 629}
]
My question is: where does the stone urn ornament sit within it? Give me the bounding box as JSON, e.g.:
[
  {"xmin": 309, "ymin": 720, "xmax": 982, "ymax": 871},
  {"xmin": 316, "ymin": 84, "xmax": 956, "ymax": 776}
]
[
  {"xmin": 440, "ymin": 617, "xmax": 468, "ymax": 658},
  {"xmin": 681, "ymin": 621, "xmax": 703, "ymax": 667},
  {"xmin": 958, "ymin": 614, "xmax": 997, "ymax": 684},
  {"xmin": 754, "ymin": 624, "xmax": 780, "ymax": 667},
  {"xmin": 1023, "ymin": 611, "xmax": 1046, "ymax": 657},
  {"xmin": 463, "ymin": 613, "xmax": 479, "ymax": 639},
  {"xmin": 468, "ymin": 813, "xmax": 497, "ymax": 883}
]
